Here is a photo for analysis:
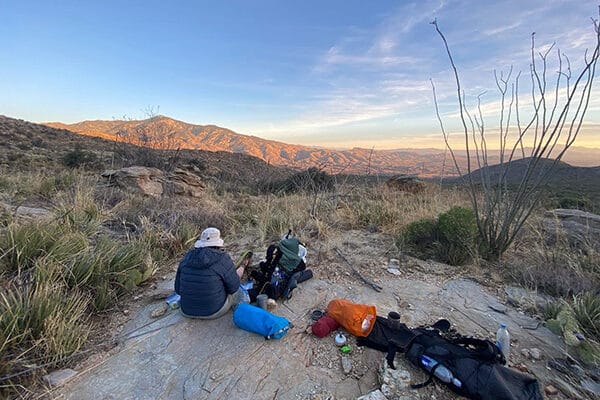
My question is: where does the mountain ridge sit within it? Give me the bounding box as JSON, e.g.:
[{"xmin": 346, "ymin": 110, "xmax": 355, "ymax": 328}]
[
  {"xmin": 43, "ymin": 115, "xmax": 600, "ymax": 176},
  {"xmin": 44, "ymin": 116, "xmax": 465, "ymax": 176}
]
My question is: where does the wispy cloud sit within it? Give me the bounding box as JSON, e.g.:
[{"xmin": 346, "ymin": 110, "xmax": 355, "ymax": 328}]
[{"xmin": 257, "ymin": 0, "xmax": 600, "ymax": 148}]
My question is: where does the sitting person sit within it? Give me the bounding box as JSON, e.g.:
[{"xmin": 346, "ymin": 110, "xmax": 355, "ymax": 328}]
[{"xmin": 174, "ymin": 227, "xmax": 246, "ymax": 319}]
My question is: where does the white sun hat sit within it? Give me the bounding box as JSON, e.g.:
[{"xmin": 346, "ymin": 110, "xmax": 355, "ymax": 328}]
[{"xmin": 194, "ymin": 227, "xmax": 224, "ymax": 248}]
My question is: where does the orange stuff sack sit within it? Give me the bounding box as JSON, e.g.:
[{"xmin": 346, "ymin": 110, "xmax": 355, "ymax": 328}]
[{"xmin": 326, "ymin": 299, "xmax": 377, "ymax": 337}]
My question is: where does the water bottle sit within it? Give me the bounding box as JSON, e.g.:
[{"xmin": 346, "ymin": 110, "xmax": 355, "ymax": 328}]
[
  {"xmin": 271, "ymin": 267, "xmax": 282, "ymax": 287},
  {"xmin": 496, "ymin": 323, "xmax": 510, "ymax": 361},
  {"xmin": 421, "ymin": 355, "xmax": 462, "ymax": 388}
]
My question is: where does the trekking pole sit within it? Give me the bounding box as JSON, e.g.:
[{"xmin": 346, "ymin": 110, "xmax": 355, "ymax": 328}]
[{"xmin": 334, "ymin": 248, "xmax": 383, "ymax": 292}]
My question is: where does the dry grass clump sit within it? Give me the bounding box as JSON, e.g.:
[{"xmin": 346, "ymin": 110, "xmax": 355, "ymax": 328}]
[
  {"xmin": 507, "ymin": 217, "xmax": 599, "ymax": 297},
  {"xmin": 340, "ymin": 185, "xmax": 469, "ymax": 235}
]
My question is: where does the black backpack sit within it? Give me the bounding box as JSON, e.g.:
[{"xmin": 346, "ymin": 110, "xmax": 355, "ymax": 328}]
[
  {"xmin": 249, "ymin": 244, "xmax": 311, "ymax": 300},
  {"xmin": 357, "ymin": 317, "xmax": 544, "ymax": 400}
]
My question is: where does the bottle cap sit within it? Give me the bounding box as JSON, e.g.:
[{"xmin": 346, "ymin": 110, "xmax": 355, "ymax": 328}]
[{"xmin": 500, "ymin": 323, "xmax": 507, "ymax": 328}]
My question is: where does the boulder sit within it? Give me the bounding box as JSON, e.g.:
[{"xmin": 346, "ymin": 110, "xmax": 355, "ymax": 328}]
[
  {"xmin": 102, "ymin": 166, "xmax": 164, "ymax": 197},
  {"xmin": 385, "ymin": 175, "xmax": 425, "ymax": 194},
  {"xmin": 165, "ymin": 168, "xmax": 205, "ymax": 197},
  {"xmin": 542, "ymin": 209, "xmax": 600, "ymax": 248},
  {"xmin": 102, "ymin": 166, "xmax": 206, "ymax": 198}
]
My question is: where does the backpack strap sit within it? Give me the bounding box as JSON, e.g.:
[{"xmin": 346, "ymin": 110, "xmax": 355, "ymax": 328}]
[
  {"xmin": 386, "ymin": 332, "xmax": 423, "ymax": 369},
  {"xmin": 410, "ymin": 362, "xmax": 442, "ymax": 389}
]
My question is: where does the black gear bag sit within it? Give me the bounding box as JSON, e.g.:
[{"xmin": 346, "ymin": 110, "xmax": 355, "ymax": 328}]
[{"xmin": 357, "ymin": 317, "xmax": 544, "ymax": 400}]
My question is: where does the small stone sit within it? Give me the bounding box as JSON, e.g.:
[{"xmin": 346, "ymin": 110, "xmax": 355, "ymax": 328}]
[
  {"xmin": 341, "ymin": 356, "xmax": 352, "ymax": 374},
  {"xmin": 545, "ymin": 385, "xmax": 559, "ymax": 396},
  {"xmin": 386, "ymin": 268, "xmax": 401, "ymax": 276},
  {"xmin": 122, "ymin": 309, "xmax": 130, "ymax": 316},
  {"xmin": 529, "ymin": 348, "xmax": 541, "ymax": 360},
  {"xmin": 151, "ymin": 303, "xmax": 168, "ymax": 318},
  {"xmin": 43, "ymin": 369, "xmax": 77, "ymax": 387},
  {"xmin": 521, "ymin": 348, "xmax": 532, "ymax": 359}
]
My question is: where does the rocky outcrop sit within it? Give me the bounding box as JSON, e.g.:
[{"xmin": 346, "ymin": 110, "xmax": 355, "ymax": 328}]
[
  {"xmin": 385, "ymin": 174, "xmax": 425, "ymax": 193},
  {"xmin": 542, "ymin": 209, "xmax": 600, "ymax": 248},
  {"xmin": 165, "ymin": 167, "xmax": 205, "ymax": 197},
  {"xmin": 102, "ymin": 166, "xmax": 205, "ymax": 198}
]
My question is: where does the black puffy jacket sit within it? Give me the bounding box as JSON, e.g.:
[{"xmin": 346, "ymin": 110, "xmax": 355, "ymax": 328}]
[{"xmin": 175, "ymin": 247, "xmax": 240, "ymax": 317}]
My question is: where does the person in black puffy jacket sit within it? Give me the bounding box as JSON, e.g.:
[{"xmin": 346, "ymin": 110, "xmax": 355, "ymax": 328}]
[{"xmin": 175, "ymin": 227, "xmax": 243, "ymax": 319}]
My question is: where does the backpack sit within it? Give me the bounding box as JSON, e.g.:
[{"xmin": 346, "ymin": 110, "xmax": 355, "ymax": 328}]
[
  {"xmin": 249, "ymin": 237, "xmax": 311, "ymax": 300},
  {"xmin": 232, "ymin": 303, "xmax": 291, "ymax": 340},
  {"xmin": 357, "ymin": 317, "xmax": 544, "ymax": 400}
]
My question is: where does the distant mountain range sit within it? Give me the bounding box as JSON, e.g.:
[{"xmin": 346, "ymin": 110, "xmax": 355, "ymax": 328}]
[{"xmin": 40, "ymin": 115, "xmax": 600, "ymax": 176}]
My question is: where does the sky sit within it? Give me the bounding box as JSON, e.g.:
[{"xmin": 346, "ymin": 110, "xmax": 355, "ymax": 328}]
[{"xmin": 2, "ymin": 0, "xmax": 599, "ymax": 149}]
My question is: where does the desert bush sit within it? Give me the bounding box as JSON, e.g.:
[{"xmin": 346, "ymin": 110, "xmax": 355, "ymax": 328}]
[
  {"xmin": 437, "ymin": 206, "xmax": 477, "ymax": 265},
  {"xmin": 572, "ymin": 291, "xmax": 600, "ymax": 341},
  {"xmin": 397, "ymin": 218, "xmax": 439, "ymax": 259},
  {"xmin": 0, "ymin": 222, "xmax": 65, "ymax": 274},
  {"xmin": 396, "ymin": 206, "xmax": 477, "ymax": 265},
  {"xmin": 351, "ymin": 197, "xmax": 402, "ymax": 229},
  {"xmin": 0, "ymin": 280, "xmax": 91, "ymax": 374},
  {"xmin": 62, "ymin": 147, "xmax": 100, "ymax": 169}
]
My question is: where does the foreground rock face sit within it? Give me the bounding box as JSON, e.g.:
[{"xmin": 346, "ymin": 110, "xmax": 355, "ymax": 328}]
[
  {"xmin": 59, "ymin": 276, "xmax": 566, "ymax": 400},
  {"xmin": 102, "ymin": 166, "xmax": 205, "ymax": 197}
]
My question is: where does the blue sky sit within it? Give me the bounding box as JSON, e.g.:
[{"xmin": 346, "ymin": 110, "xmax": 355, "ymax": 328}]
[{"xmin": 2, "ymin": 0, "xmax": 599, "ymax": 148}]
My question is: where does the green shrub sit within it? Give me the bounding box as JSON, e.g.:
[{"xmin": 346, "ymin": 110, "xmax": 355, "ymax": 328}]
[
  {"xmin": 0, "ymin": 222, "xmax": 65, "ymax": 274},
  {"xmin": 0, "ymin": 281, "xmax": 90, "ymax": 370},
  {"xmin": 397, "ymin": 206, "xmax": 477, "ymax": 265},
  {"xmin": 572, "ymin": 292, "xmax": 600, "ymax": 340},
  {"xmin": 398, "ymin": 218, "xmax": 439, "ymax": 259},
  {"xmin": 437, "ymin": 206, "xmax": 477, "ymax": 265},
  {"xmin": 62, "ymin": 147, "xmax": 100, "ymax": 169}
]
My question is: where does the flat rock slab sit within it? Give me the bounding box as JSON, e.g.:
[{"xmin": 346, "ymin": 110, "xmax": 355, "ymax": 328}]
[{"xmin": 59, "ymin": 278, "xmax": 565, "ymax": 400}]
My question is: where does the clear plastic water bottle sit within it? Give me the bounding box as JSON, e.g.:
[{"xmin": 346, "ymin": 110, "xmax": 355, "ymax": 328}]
[
  {"xmin": 421, "ymin": 355, "xmax": 462, "ymax": 388},
  {"xmin": 496, "ymin": 323, "xmax": 510, "ymax": 361}
]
